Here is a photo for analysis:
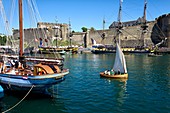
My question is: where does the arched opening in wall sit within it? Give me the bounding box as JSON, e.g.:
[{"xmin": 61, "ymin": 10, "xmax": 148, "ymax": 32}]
[{"xmin": 151, "ymin": 22, "xmax": 168, "ymax": 47}]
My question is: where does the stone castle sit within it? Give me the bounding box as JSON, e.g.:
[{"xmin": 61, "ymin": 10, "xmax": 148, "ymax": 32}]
[{"xmin": 13, "ymin": 13, "xmax": 170, "ymax": 49}]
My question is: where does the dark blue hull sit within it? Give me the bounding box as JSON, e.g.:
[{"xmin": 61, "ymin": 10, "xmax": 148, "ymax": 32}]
[
  {"xmin": 0, "ymin": 70, "xmax": 69, "ymax": 92},
  {"xmin": 0, "ymin": 77, "xmax": 65, "ymax": 92}
]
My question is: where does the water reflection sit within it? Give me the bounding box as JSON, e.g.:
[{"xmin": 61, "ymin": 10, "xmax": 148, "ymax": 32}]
[{"xmin": 102, "ymin": 78, "xmax": 128, "ymax": 106}]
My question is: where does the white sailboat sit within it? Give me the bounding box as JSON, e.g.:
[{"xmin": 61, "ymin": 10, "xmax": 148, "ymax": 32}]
[
  {"xmin": 100, "ymin": 0, "xmax": 128, "ymax": 79},
  {"xmin": 100, "ymin": 43, "xmax": 128, "ymax": 79}
]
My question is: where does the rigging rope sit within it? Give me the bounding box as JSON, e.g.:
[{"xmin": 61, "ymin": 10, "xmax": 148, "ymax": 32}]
[
  {"xmin": 0, "ymin": 0, "xmax": 12, "ymax": 36},
  {"xmin": 9, "ymin": 0, "xmax": 16, "ymax": 29},
  {"xmin": 2, "ymin": 85, "xmax": 35, "ymax": 113},
  {"xmin": 0, "ymin": 0, "xmax": 17, "ymax": 48}
]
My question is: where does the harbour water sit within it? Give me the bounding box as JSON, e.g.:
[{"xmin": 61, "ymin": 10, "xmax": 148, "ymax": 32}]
[{"xmin": 0, "ymin": 53, "xmax": 169, "ymax": 113}]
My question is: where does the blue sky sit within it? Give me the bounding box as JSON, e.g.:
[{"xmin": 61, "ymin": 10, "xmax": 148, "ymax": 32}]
[{"xmin": 0, "ymin": 0, "xmax": 170, "ymax": 34}]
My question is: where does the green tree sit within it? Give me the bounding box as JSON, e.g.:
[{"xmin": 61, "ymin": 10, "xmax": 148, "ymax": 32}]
[
  {"xmin": 0, "ymin": 35, "xmax": 7, "ymax": 45},
  {"xmin": 72, "ymin": 30, "xmax": 75, "ymax": 33},
  {"xmin": 81, "ymin": 27, "xmax": 88, "ymax": 32},
  {"xmin": 90, "ymin": 27, "xmax": 95, "ymax": 31}
]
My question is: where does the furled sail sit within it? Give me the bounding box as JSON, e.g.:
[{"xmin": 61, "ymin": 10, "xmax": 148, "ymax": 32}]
[
  {"xmin": 113, "ymin": 43, "xmax": 127, "ymax": 73},
  {"xmin": 91, "ymin": 38, "xmax": 97, "ymax": 45}
]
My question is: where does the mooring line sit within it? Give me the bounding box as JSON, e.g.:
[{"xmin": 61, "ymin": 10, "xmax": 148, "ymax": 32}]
[{"xmin": 2, "ymin": 85, "xmax": 35, "ymax": 113}]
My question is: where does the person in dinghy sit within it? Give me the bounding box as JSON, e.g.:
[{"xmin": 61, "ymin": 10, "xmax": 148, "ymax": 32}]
[
  {"xmin": 104, "ymin": 69, "xmax": 115, "ymax": 75},
  {"xmin": 101, "ymin": 68, "xmax": 128, "ymax": 79}
]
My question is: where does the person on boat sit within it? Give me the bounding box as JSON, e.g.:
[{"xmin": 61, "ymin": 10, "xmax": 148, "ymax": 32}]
[
  {"xmin": 10, "ymin": 60, "xmax": 15, "ymax": 67},
  {"xmin": 117, "ymin": 69, "xmax": 121, "ymax": 75},
  {"xmin": 104, "ymin": 70, "xmax": 108, "ymax": 75},
  {"xmin": 107, "ymin": 71, "xmax": 110, "ymax": 75},
  {"xmin": 110, "ymin": 69, "xmax": 115, "ymax": 75},
  {"xmin": 18, "ymin": 62, "xmax": 24, "ymax": 70},
  {"xmin": 14, "ymin": 60, "xmax": 19, "ymax": 68},
  {"xmin": 0, "ymin": 62, "xmax": 4, "ymax": 73}
]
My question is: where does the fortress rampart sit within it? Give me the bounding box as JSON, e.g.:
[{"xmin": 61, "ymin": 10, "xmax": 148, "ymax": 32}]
[{"xmin": 13, "ymin": 14, "xmax": 170, "ymax": 49}]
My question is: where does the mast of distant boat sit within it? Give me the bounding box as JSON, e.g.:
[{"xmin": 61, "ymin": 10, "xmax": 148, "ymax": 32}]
[
  {"xmin": 68, "ymin": 18, "xmax": 73, "ymax": 47},
  {"xmin": 140, "ymin": 0, "xmax": 148, "ymax": 47},
  {"xmin": 117, "ymin": 0, "xmax": 123, "ymax": 46},
  {"xmin": 101, "ymin": 17, "xmax": 106, "ymax": 45}
]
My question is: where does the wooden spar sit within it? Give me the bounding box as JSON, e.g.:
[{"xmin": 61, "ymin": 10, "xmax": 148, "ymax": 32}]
[
  {"xmin": 19, "ymin": 0, "xmax": 23, "ymax": 57},
  {"xmin": 143, "ymin": 0, "xmax": 147, "ymax": 25},
  {"xmin": 118, "ymin": 0, "xmax": 122, "ymax": 46}
]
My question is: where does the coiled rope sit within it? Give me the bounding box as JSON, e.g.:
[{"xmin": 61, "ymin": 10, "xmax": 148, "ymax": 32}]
[{"xmin": 2, "ymin": 85, "xmax": 35, "ymax": 113}]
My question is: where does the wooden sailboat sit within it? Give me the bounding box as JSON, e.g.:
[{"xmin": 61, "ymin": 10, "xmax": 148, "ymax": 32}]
[
  {"xmin": 100, "ymin": 0, "xmax": 128, "ymax": 79},
  {"xmin": 0, "ymin": 0, "xmax": 69, "ymax": 93},
  {"xmin": 100, "ymin": 43, "xmax": 128, "ymax": 79}
]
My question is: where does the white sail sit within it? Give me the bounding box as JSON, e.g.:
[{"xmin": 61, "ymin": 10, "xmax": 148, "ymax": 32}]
[
  {"xmin": 113, "ymin": 43, "xmax": 127, "ymax": 73},
  {"xmin": 91, "ymin": 38, "xmax": 97, "ymax": 45}
]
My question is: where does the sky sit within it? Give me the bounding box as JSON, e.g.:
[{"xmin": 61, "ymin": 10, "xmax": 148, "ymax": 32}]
[{"xmin": 0, "ymin": 0, "xmax": 170, "ymax": 34}]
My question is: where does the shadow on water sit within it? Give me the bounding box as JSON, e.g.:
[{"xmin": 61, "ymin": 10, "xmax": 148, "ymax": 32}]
[
  {"xmin": 3, "ymin": 90, "xmax": 53, "ymax": 99},
  {"xmin": 98, "ymin": 77, "xmax": 128, "ymax": 112},
  {"xmin": 0, "ymin": 86, "xmax": 67, "ymax": 113}
]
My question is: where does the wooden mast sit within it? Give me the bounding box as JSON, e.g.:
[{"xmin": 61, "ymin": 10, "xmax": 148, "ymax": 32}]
[
  {"xmin": 19, "ymin": 0, "xmax": 23, "ymax": 57},
  {"xmin": 140, "ymin": 0, "xmax": 148, "ymax": 47},
  {"xmin": 117, "ymin": 0, "xmax": 123, "ymax": 46}
]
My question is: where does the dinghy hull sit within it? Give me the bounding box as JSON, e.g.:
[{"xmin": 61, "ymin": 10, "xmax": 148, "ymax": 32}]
[{"xmin": 100, "ymin": 72, "xmax": 128, "ymax": 79}]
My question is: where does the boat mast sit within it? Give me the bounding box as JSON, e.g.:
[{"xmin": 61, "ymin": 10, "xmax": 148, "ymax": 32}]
[
  {"xmin": 103, "ymin": 17, "xmax": 105, "ymax": 31},
  {"xmin": 117, "ymin": 0, "xmax": 123, "ymax": 46},
  {"xmin": 143, "ymin": 0, "xmax": 147, "ymax": 25},
  {"xmin": 19, "ymin": 0, "xmax": 23, "ymax": 57},
  {"xmin": 69, "ymin": 18, "xmax": 72, "ymax": 47},
  {"xmin": 101, "ymin": 17, "xmax": 106, "ymax": 45},
  {"xmin": 140, "ymin": 0, "xmax": 148, "ymax": 47}
]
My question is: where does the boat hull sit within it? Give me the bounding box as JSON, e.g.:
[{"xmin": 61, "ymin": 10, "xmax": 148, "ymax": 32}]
[
  {"xmin": 129, "ymin": 50, "xmax": 149, "ymax": 53},
  {"xmin": 100, "ymin": 72, "xmax": 128, "ymax": 79},
  {"xmin": 0, "ymin": 70, "xmax": 69, "ymax": 92},
  {"xmin": 148, "ymin": 53, "xmax": 162, "ymax": 57},
  {"xmin": 91, "ymin": 50, "xmax": 115, "ymax": 54}
]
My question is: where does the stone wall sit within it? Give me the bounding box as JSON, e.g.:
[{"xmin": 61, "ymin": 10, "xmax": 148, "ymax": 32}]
[
  {"xmin": 12, "ymin": 14, "xmax": 170, "ymax": 49},
  {"xmin": 151, "ymin": 14, "xmax": 170, "ymax": 47},
  {"xmin": 88, "ymin": 21, "xmax": 154, "ymax": 48},
  {"xmin": 37, "ymin": 22, "xmax": 69, "ymax": 41},
  {"xmin": 71, "ymin": 32, "xmax": 86, "ymax": 46},
  {"xmin": 13, "ymin": 22, "xmax": 70, "ymax": 48}
]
